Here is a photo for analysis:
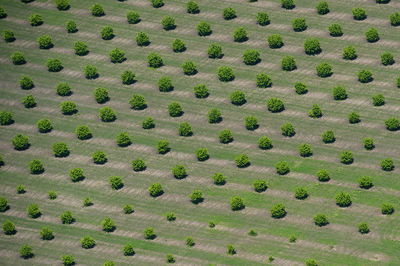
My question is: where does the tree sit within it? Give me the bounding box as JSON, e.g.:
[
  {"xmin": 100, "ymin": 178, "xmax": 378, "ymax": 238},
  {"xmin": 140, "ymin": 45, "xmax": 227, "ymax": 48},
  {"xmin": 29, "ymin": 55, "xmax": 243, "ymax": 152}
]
[
  {"xmin": 75, "ymin": 125, "xmax": 91, "ymax": 140},
  {"xmin": 190, "ymin": 190, "xmax": 203, "ymax": 204},
  {"xmin": 219, "ymin": 129, "xmax": 233, "ymax": 143},
  {"xmin": 109, "ymin": 176, "xmax": 123, "ymax": 190},
  {"xmin": 340, "ymin": 151, "xmax": 353, "ymax": 164},
  {"xmin": 123, "ymin": 204, "xmax": 134, "ymax": 214},
  {"xmin": 151, "ymin": 0, "xmax": 164, "ymax": 8},
  {"xmin": 161, "ymin": 16, "xmax": 175, "ymax": 30},
  {"xmin": 267, "ymin": 34, "xmax": 283, "ymax": 49},
  {"xmin": 0, "ymin": 111, "xmax": 13, "ymax": 125},
  {"xmin": 233, "ymin": 27, "xmax": 247, "ymax": 42},
  {"xmin": 144, "ymin": 227, "xmax": 156, "ymax": 239},
  {"xmin": 245, "ymin": 116, "xmax": 258, "ymax": 130},
  {"xmin": 3, "ymin": 220, "xmax": 15, "ymax": 235},
  {"xmin": 109, "ymin": 48, "xmax": 125, "ymax": 63},
  {"xmin": 197, "ymin": 22, "xmax": 211, "ymax": 36},
  {"xmin": 363, "ymin": 137, "xmax": 374, "ymax": 150},
  {"xmin": 316, "ymin": 1, "xmax": 329, "ymax": 15},
  {"xmin": 65, "ymin": 20, "xmax": 77, "ymax": 33},
  {"xmin": 332, "ymin": 86, "xmax": 347, "ymax": 100},
  {"xmin": 186, "ymin": 236, "xmax": 195, "ymax": 247},
  {"xmin": 270, "ymin": 203, "xmax": 286, "ymax": 218},
  {"xmin": 321, "ymin": 130, "xmax": 335, "ymax": 143},
  {"xmin": 20, "ymin": 244, "xmax": 33, "ymax": 259},
  {"xmin": 304, "ymin": 38, "xmax": 321, "ymax": 55},
  {"xmin": 227, "ymin": 244, "xmax": 236, "ymax": 255},
  {"xmin": 70, "ymin": 168, "xmax": 84, "ymax": 182},
  {"xmin": 132, "ymin": 158, "xmax": 146, "ymax": 172},
  {"xmin": 166, "ymin": 254, "xmax": 175, "ymax": 263},
  {"xmin": 182, "ymin": 60, "xmax": 197, "ymax": 75},
  {"xmin": 309, "ymin": 104, "xmax": 322, "ymax": 118},
  {"xmin": 22, "ymin": 95, "xmax": 36, "ymax": 108},
  {"xmin": 281, "ymin": 56, "xmax": 296, "ymax": 71},
  {"xmin": 19, "ymin": 76, "xmax": 34, "ymax": 90},
  {"xmin": 123, "ymin": 243, "xmax": 135, "ymax": 256},
  {"xmin": 358, "ymin": 70, "xmax": 373, "ymax": 83},
  {"xmin": 147, "ymin": 52, "xmax": 163, "ymax": 68},
  {"xmin": 0, "ymin": 6, "xmax": 6, "ymax": 18},
  {"xmin": 27, "ymin": 203, "xmax": 40, "ymax": 218},
  {"xmin": 91, "ymin": 3, "xmax": 104, "ymax": 16},
  {"xmin": 168, "ymin": 102, "xmax": 183, "ymax": 117},
  {"xmin": 281, "ymin": 123, "xmax": 295, "ymax": 137},
  {"xmin": 208, "ymin": 108, "xmax": 222, "ymax": 123},
  {"xmin": 46, "ymin": 58, "xmax": 63, "ymax": 72},
  {"xmin": 299, "ymin": 143, "xmax": 312, "ymax": 157},
  {"xmin": 352, "ymin": 7, "xmax": 366, "ymax": 20},
  {"xmin": 53, "ymin": 142, "xmax": 69, "ymax": 157},
  {"xmin": 172, "ymin": 165, "xmax": 187, "ymax": 179},
  {"xmin": 40, "ymin": 227, "xmax": 54, "ymax": 240},
  {"xmin": 196, "ymin": 148, "xmax": 209, "ymax": 161},
  {"xmin": 207, "ymin": 43, "xmax": 222, "ymax": 58},
  {"xmin": 100, "ymin": 26, "xmax": 114, "ymax": 40},
  {"xmin": 292, "ymin": 17, "xmax": 307, "ymax": 32},
  {"xmin": 230, "ymin": 90, "xmax": 246, "ymax": 105},
  {"xmin": 253, "ymin": 180, "xmax": 267, "ymax": 192},
  {"xmin": 178, "ymin": 122, "xmax": 192, "ymax": 136},
  {"xmin": 329, "ymin": 23, "xmax": 342, "ymax": 37},
  {"xmin": 381, "ymin": 52, "xmax": 394, "ymax": 66},
  {"xmin": 390, "ymin": 12, "xmax": 400, "ymax": 26},
  {"xmin": 148, "ymin": 183, "xmax": 163, "ymax": 197},
  {"xmin": 56, "ymin": 82, "xmax": 71, "ymax": 96},
  {"xmin": 158, "ymin": 76, "xmax": 173, "ymax": 92},
  {"xmin": 256, "ymin": 73, "xmax": 272, "ymax": 88},
  {"xmin": 136, "ymin": 32, "xmax": 150, "ymax": 46},
  {"xmin": 359, "ymin": 176, "xmax": 373, "ymax": 189},
  {"xmin": 127, "ymin": 11, "xmax": 140, "ymax": 24},
  {"xmin": 30, "ymin": 14, "xmax": 43, "ymax": 26},
  {"xmin": 314, "ymin": 214, "xmax": 328, "ymax": 226},
  {"xmin": 116, "ymin": 132, "xmax": 131, "ymax": 147},
  {"xmin": 187, "ymin": 0, "xmax": 199, "ymax": 13},
  {"xmin": 258, "ymin": 136, "xmax": 272, "ymax": 149},
  {"xmin": 61, "ymin": 255, "xmax": 75, "ymax": 266},
  {"xmin": 172, "ymin": 39, "xmax": 185, "ymax": 52},
  {"xmin": 81, "ymin": 236, "xmax": 95, "ymax": 249},
  {"xmin": 316, "ymin": 169, "xmax": 330, "ymax": 182},
  {"xmin": 381, "ymin": 203, "xmax": 394, "ymax": 215},
  {"xmin": 305, "ymin": 259, "xmax": 318, "ymax": 266},
  {"xmin": 381, "ymin": 158, "xmax": 394, "ymax": 171},
  {"xmin": 129, "ymin": 94, "xmax": 146, "ymax": 110},
  {"xmin": 257, "ymin": 12, "xmax": 270, "ymax": 26},
  {"xmin": 11, "ymin": 51, "xmax": 26, "ymax": 65},
  {"xmin": 73, "ymin": 41, "xmax": 88, "ymax": 56},
  {"xmin": 12, "ymin": 134, "xmax": 30, "ymax": 150},
  {"xmin": 275, "ymin": 161, "xmax": 290, "ymax": 175},
  {"xmin": 223, "ymin": 7, "xmax": 236, "ymax": 20},
  {"xmin": 335, "ymin": 192, "xmax": 352, "ymax": 207},
  {"xmin": 316, "ymin": 62, "xmax": 332, "ymax": 77},
  {"xmin": 17, "ymin": 185, "xmax": 25, "ymax": 194},
  {"xmin": 99, "ymin": 107, "xmax": 116, "ymax": 122},
  {"xmin": 83, "ymin": 197, "xmax": 92, "ymax": 207},
  {"xmin": 243, "ymin": 49, "xmax": 260, "ymax": 65},
  {"xmin": 218, "ymin": 66, "xmax": 234, "ymax": 81},
  {"xmin": 365, "ymin": 27, "xmax": 379, "ymax": 42},
  {"xmin": 385, "ymin": 117, "xmax": 399, "ymax": 131},
  {"xmin": 84, "ymin": 65, "xmax": 98, "ymax": 79},
  {"xmin": 267, "ymin": 97, "xmax": 284, "ymax": 112},
  {"xmin": 372, "ymin": 94, "xmax": 385, "ymax": 106},
  {"xmin": 295, "ymin": 187, "xmax": 308, "ymax": 199},
  {"xmin": 281, "ymin": 0, "xmax": 295, "ymax": 9},
  {"xmin": 104, "ymin": 261, "xmax": 115, "ymax": 266},
  {"xmin": 358, "ymin": 223, "xmax": 369, "ymax": 234},
  {"xmin": 48, "ymin": 191, "xmax": 57, "ymax": 200},
  {"xmin": 101, "ymin": 217, "xmax": 115, "ymax": 232},
  {"xmin": 349, "ymin": 112, "xmax": 360, "ymax": 124},
  {"xmin": 0, "ymin": 197, "xmax": 8, "ymax": 212},
  {"xmin": 94, "ymin": 87, "xmax": 109, "ymax": 104},
  {"xmin": 157, "ymin": 140, "xmax": 170, "ymax": 154},
  {"xmin": 235, "ymin": 154, "xmax": 250, "ymax": 168},
  {"xmin": 37, "ymin": 34, "xmax": 53, "ymax": 49},
  {"xmin": 230, "ymin": 196, "xmax": 245, "ymax": 210},
  {"xmin": 142, "ymin": 117, "xmax": 155, "ymax": 129}
]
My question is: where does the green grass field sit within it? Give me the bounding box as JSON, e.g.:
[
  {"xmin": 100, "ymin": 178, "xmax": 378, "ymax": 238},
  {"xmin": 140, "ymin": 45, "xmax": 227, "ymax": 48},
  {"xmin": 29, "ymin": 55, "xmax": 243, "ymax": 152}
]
[{"xmin": 0, "ymin": 0, "xmax": 400, "ymax": 265}]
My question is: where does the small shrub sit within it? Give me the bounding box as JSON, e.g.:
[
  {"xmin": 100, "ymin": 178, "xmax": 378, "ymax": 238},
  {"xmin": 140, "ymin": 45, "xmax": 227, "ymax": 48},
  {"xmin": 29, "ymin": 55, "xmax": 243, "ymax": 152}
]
[
  {"xmin": 316, "ymin": 169, "xmax": 330, "ymax": 182},
  {"xmin": 292, "ymin": 82, "xmax": 307, "ymax": 95},
  {"xmin": 186, "ymin": 237, "xmax": 195, "ymax": 247},
  {"xmin": 281, "ymin": 0, "xmax": 295, "ymax": 9},
  {"xmin": 358, "ymin": 223, "xmax": 369, "ymax": 234},
  {"xmin": 61, "ymin": 255, "xmax": 75, "ymax": 266},
  {"xmin": 193, "ymin": 84, "xmax": 209, "ymax": 98},
  {"xmin": 120, "ymin": 70, "xmax": 135, "ymax": 85},
  {"xmin": 123, "ymin": 243, "xmax": 135, "ymax": 256},
  {"xmin": 352, "ymin": 7, "xmax": 366, "ymax": 20},
  {"xmin": 230, "ymin": 90, "xmax": 246, "ymax": 105},
  {"xmin": 209, "ymin": 221, "xmax": 215, "ymax": 228},
  {"xmin": 117, "ymin": 132, "xmax": 131, "ymax": 147},
  {"xmin": 223, "ymin": 8, "xmax": 236, "ymax": 20},
  {"xmin": 0, "ymin": 197, "xmax": 8, "ymax": 212},
  {"xmin": 213, "ymin": 173, "xmax": 226, "ymax": 185},
  {"xmin": 158, "ymin": 76, "xmax": 173, "ymax": 92},
  {"xmin": 0, "ymin": 111, "xmax": 13, "ymax": 126},
  {"xmin": 136, "ymin": 32, "xmax": 150, "ymax": 46},
  {"xmin": 94, "ymin": 88, "xmax": 109, "ymax": 104},
  {"xmin": 123, "ymin": 204, "xmax": 134, "ymax": 214},
  {"xmin": 19, "ymin": 76, "xmax": 34, "ymax": 90},
  {"xmin": 3, "ymin": 220, "xmax": 16, "ymax": 235},
  {"xmin": 316, "ymin": 62, "xmax": 332, "ymax": 77},
  {"xmin": 132, "ymin": 159, "xmax": 146, "ymax": 172},
  {"xmin": 40, "ymin": 227, "xmax": 54, "ymax": 240},
  {"xmin": 157, "ymin": 140, "xmax": 170, "ymax": 154},
  {"xmin": 372, "ymin": 94, "xmax": 384, "ymax": 106},
  {"xmin": 281, "ymin": 56, "xmax": 296, "ymax": 71},
  {"xmin": 289, "ymin": 235, "xmax": 297, "ymax": 242},
  {"xmin": 17, "ymin": 185, "xmax": 25, "ymax": 194},
  {"xmin": 381, "ymin": 203, "xmax": 394, "ymax": 215},
  {"xmin": 151, "ymin": 0, "xmax": 164, "ymax": 8},
  {"xmin": 0, "ymin": 156, "xmax": 3, "ymax": 167},
  {"xmin": 267, "ymin": 97, "xmax": 284, "ymax": 112},
  {"xmin": 27, "ymin": 203, "xmax": 40, "ymax": 218},
  {"xmin": 81, "ymin": 236, "xmax": 95, "ymax": 249},
  {"xmin": 147, "ymin": 52, "xmax": 163, "ymax": 68},
  {"xmin": 0, "ymin": 6, "xmax": 6, "ymax": 18},
  {"xmin": 172, "ymin": 39, "xmax": 185, "ymax": 52},
  {"xmin": 281, "ymin": 123, "xmax": 295, "ymax": 137},
  {"xmin": 166, "ymin": 254, "xmax": 175, "ymax": 263},
  {"xmin": 363, "ymin": 137, "xmax": 374, "ymax": 150},
  {"xmin": 109, "ymin": 176, "xmax": 123, "ymax": 190},
  {"xmin": 275, "ymin": 161, "xmax": 290, "ymax": 175},
  {"xmin": 270, "ymin": 203, "xmax": 286, "ymax": 218},
  {"xmin": 91, "ymin": 3, "xmax": 104, "ymax": 16},
  {"xmin": 299, "ymin": 143, "xmax": 312, "ymax": 157},
  {"xmin": 381, "ymin": 158, "xmax": 394, "ymax": 171},
  {"xmin": 46, "ymin": 58, "xmax": 63, "ymax": 72},
  {"xmin": 304, "ymin": 38, "xmax": 321, "ymax": 55},
  {"xmin": 207, "ymin": 43, "xmax": 222, "ymax": 58},
  {"xmin": 12, "ymin": 134, "xmax": 30, "ymax": 150},
  {"xmin": 233, "ymin": 27, "xmax": 247, "ymax": 42},
  {"xmin": 22, "ymin": 95, "xmax": 36, "ymax": 108},
  {"xmin": 83, "ymin": 197, "xmax": 92, "ymax": 207},
  {"xmin": 182, "ymin": 60, "xmax": 197, "ymax": 75},
  {"xmin": 381, "ymin": 52, "xmax": 394, "ymax": 66},
  {"xmin": 306, "ymin": 259, "xmax": 318, "ymax": 266},
  {"xmin": 235, "ymin": 154, "xmax": 250, "ymax": 168},
  {"xmin": 256, "ymin": 72, "xmax": 273, "ymax": 88},
  {"xmin": 385, "ymin": 117, "xmax": 399, "ymax": 131},
  {"xmin": 65, "ymin": 20, "xmax": 77, "ymax": 33},
  {"xmin": 104, "ymin": 261, "xmax": 115, "ymax": 266},
  {"xmin": 73, "ymin": 41, "xmax": 88, "ymax": 56},
  {"xmin": 329, "ymin": 23, "xmax": 342, "ymax": 37},
  {"xmin": 365, "ymin": 28, "xmax": 379, "ymax": 42},
  {"xmin": 127, "ymin": 11, "xmax": 140, "ymax": 24},
  {"xmin": 267, "ymin": 34, "xmax": 283, "ymax": 49},
  {"xmin": 48, "ymin": 190, "xmax": 57, "ymax": 200},
  {"xmin": 230, "ymin": 196, "xmax": 245, "ymax": 211},
  {"xmin": 53, "ymin": 142, "xmax": 69, "ymax": 157},
  {"xmin": 218, "ymin": 66, "xmax": 234, "ymax": 81},
  {"xmin": 219, "ymin": 129, "xmax": 233, "ymax": 143},
  {"xmin": 100, "ymin": 26, "xmax": 114, "ymax": 40},
  {"xmin": 314, "ymin": 214, "xmax": 328, "ymax": 226},
  {"xmin": 390, "ymin": 12, "xmax": 400, "ymax": 26},
  {"xmin": 20, "ymin": 244, "xmax": 33, "ymax": 259},
  {"xmin": 292, "ymin": 18, "xmax": 307, "ymax": 32},
  {"xmin": 162, "ymin": 16, "xmax": 175, "ymax": 30},
  {"xmin": 335, "ymin": 192, "xmax": 352, "ymax": 207},
  {"xmin": 197, "ymin": 22, "xmax": 211, "ymax": 36},
  {"xmin": 75, "ymin": 125, "xmax": 91, "ymax": 140},
  {"xmin": 257, "ymin": 12, "xmax": 270, "ymax": 26},
  {"xmin": 99, "ymin": 107, "xmax": 116, "ymax": 122},
  {"xmin": 322, "ymin": 130, "xmax": 335, "ymax": 143},
  {"xmin": 37, "ymin": 35, "xmax": 53, "ymax": 49},
  {"xmin": 349, "ymin": 112, "xmax": 360, "ymax": 124},
  {"xmin": 343, "ymin": 45, "xmax": 357, "ymax": 60},
  {"xmin": 227, "ymin": 244, "xmax": 236, "ymax": 255},
  {"xmin": 258, "ymin": 136, "xmax": 272, "ymax": 149},
  {"xmin": 11, "ymin": 51, "xmax": 26, "ymax": 65},
  {"xmin": 190, "ymin": 190, "xmax": 203, "ymax": 204},
  {"xmin": 56, "ymin": 83, "xmax": 71, "ymax": 96},
  {"xmin": 30, "ymin": 14, "xmax": 43, "ymax": 26},
  {"xmin": 109, "ymin": 48, "xmax": 125, "ymax": 63},
  {"xmin": 148, "ymin": 183, "xmax": 163, "ymax": 197},
  {"xmin": 359, "ymin": 176, "xmax": 373, "ymax": 189},
  {"xmin": 358, "ymin": 70, "xmax": 373, "ymax": 83},
  {"xmin": 101, "ymin": 217, "xmax": 115, "ymax": 232},
  {"xmin": 294, "ymin": 187, "xmax": 308, "ymax": 199},
  {"xmin": 316, "ymin": 1, "xmax": 329, "ymax": 15},
  {"xmin": 333, "ymin": 86, "xmax": 347, "ymax": 100},
  {"xmin": 142, "ymin": 117, "xmax": 155, "ymax": 129},
  {"xmin": 144, "ymin": 227, "xmax": 156, "ymax": 239},
  {"xmin": 196, "ymin": 148, "xmax": 209, "ymax": 161},
  {"xmin": 243, "ymin": 49, "xmax": 260, "ymax": 65},
  {"xmin": 172, "ymin": 165, "xmax": 187, "ymax": 179},
  {"xmin": 340, "ymin": 151, "xmax": 353, "ymax": 164},
  {"xmin": 245, "ymin": 116, "xmax": 258, "ymax": 130},
  {"xmin": 168, "ymin": 102, "xmax": 183, "ymax": 117},
  {"xmin": 253, "ymin": 179, "xmax": 267, "ymax": 192},
  {"xmin": 187, "ymin": 0, "xmax": 199, "ymax": 14},
  {"xmin": 70, "ymin": 168, "xmax": 84, "ymax": 182},
  {"xmin": 129, "ymin": 94, "xmax": 146, "ymax": 110}
]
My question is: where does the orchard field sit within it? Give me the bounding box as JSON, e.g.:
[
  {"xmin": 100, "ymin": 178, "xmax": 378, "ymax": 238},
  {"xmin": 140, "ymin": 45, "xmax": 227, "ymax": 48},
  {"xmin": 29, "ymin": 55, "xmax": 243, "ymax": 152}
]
[{"xmin": 0, "ymin": 0, "xmax": 400, "ymax": 265}]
